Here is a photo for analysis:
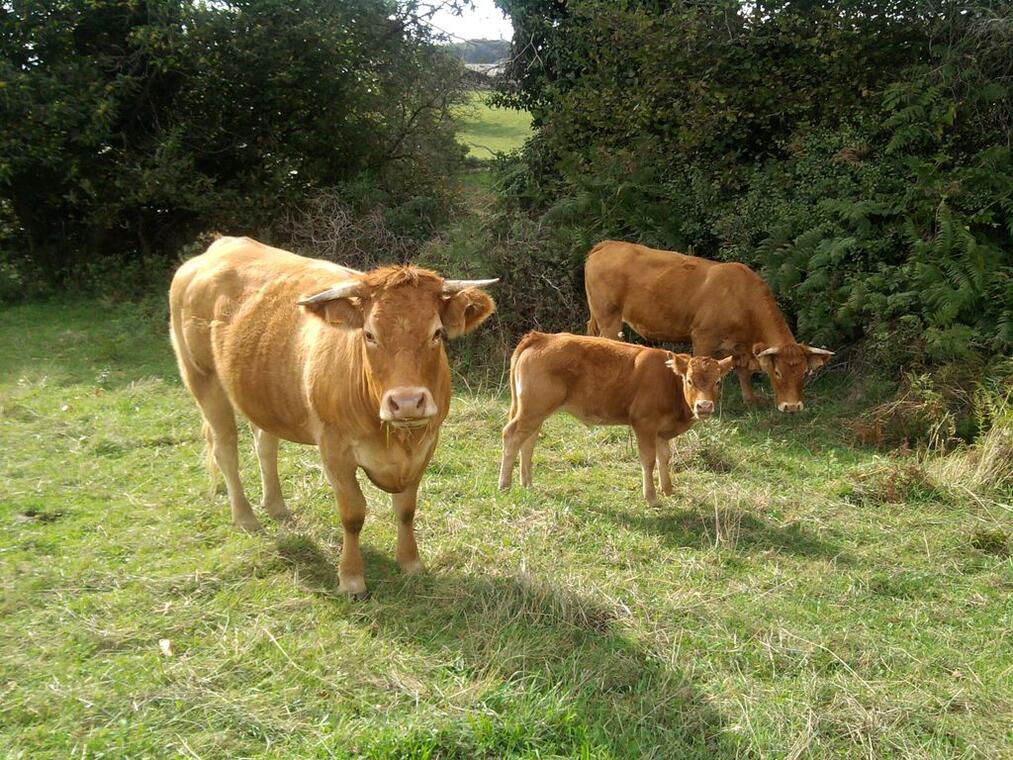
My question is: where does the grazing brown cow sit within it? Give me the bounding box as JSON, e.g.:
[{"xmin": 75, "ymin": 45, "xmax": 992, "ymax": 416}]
[
  {"xmin": 585, "ymin": 241, "xmax": 833, "ymax": 412},
  {"xmin": 169, "ymin": 236, "xmax": 496, "ymax": 597},
  {"xmin": 498, "ymin": 332, "xmax": 734, "ymax": 505}
]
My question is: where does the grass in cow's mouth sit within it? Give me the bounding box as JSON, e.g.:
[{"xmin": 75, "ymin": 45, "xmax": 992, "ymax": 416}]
[{"xmin": 1, "ymin": 299, "xmax": 1010, "ymax": 759}]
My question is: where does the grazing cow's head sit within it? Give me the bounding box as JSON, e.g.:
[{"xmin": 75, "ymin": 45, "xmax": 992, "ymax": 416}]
[
  {"xmin": 300, "ymin": 267, "xmax": 496, "ymax": 427},
  {"xmin": 752, "ymin": 342, "xmax": 834, "ymax": 413},
  {"xmin": 666, "ymin": 353, "xmax": 735, "ymax": 419}
]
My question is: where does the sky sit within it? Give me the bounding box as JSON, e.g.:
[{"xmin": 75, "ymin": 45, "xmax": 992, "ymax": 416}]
[{"xmin": 426, "ymin": 0, "xmax": 514, "ymax": 42}]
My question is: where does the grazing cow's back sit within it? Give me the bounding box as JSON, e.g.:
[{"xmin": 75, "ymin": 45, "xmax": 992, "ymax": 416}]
[
  {"xmin": 499, "ymin": 332, "xmax": 733, "ymax": 504},
  {"xmin": 584, "ymin": 241, "xmax": 832, "ymax": 412},
  {"xmin": 170, "ymin": 236, "xmax": 496, "ymax": 596}
]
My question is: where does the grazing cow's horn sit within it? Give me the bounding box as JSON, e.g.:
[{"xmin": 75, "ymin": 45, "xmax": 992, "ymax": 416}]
[
  {"xmin": 757, "ymin": 346, "xmax": 780, "ymax": 357},
  {"xmin": 298, "ymin": 281, "xmax": 363, "ymax": 306},
  {"xmin": 805, "ymin": 346, "xmax": 835, "ymax": 356},
  {"xmin": 442, "ymin": 278, "xmax": 499, "ymax": 293}
]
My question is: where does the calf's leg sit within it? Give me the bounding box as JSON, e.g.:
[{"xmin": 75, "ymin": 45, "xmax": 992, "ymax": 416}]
[
  {"xmin": 393, "ymin": 482, "xmax": 424, "ymax": 575},
  {"xmin": 634, "ymin": 427, "xmax": 659, "ymax": 506},
  {"xmin": 656, "ymin": 437, "xmax": 673, "ymax": 496},
  {"xmin": 320, "ymin": 437, "xmax": 369, "ymax": 598},
  {"xmin": 519, "ymin": 425, "xmax": 542, "ymax": 487},
  {"xmin": 250, "ymin": 424, "xmax": 291, "ymax": 522},
  {"xmin": 500, "ymin": 416, "xmax": 544, "ymax": 490}
]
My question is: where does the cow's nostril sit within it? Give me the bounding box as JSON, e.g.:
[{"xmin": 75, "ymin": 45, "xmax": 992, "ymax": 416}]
[
  {"xmin": 415, "ymin": 394, "xmax": 425, "ymax": 410},
  {"xmin": 389, "ymin": 398, "xmax": 400, "ymax": 412}
]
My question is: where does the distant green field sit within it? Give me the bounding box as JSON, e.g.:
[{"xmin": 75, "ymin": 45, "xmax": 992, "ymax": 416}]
[{"xmin": 455, "ymin": 91, "xmax": 532, "ymax": 159}]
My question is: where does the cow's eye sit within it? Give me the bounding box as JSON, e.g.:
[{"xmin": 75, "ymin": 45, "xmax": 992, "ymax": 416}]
[
  {"xmin": 774, "ymin": 369, "xmax": 782, "ymax": 379},
  {"xmin": 433, "ymin": 327, "xmax": 447, "ymax": 342},
  {"xmin": 364, "ymin": 330, "xmax": 377, "ymax": 344}
]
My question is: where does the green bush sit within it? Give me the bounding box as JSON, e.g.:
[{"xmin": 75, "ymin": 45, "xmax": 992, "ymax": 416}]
[
  {"xmin": 0, "ymin": 0, "xmax": 468, "ymax": 280},
  {"xmin": 490, "ymin": 1, "xmax": 1012, "ymax": 361}
]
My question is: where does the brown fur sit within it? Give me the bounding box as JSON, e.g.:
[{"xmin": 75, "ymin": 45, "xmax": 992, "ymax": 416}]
[
  {"xmin": 169, "ymin": 236, "xmax": 495, "ymax": 595},
  {"xmin": 499, "ymin": 332, "xmax": 734, "ymax": 505},
  {"xmin": 584, "ymin": 241, "xmax": 833, "ymax": 412}
]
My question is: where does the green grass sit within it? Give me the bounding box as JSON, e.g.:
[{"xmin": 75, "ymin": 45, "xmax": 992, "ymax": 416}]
[
  {"xmin": 1, "ymin": 300, "xmax": 1011, "ymax": 759},
  {"xmin": 455, "ymin": 91, "xmax": 532, "ymax": 159}
]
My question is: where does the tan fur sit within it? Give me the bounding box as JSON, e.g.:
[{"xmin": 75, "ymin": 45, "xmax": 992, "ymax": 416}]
[
  {"xmin": 498, "ymin": 332, "xmax": 734, "ymax": 505},
  {"xmin": 584, "ymin": 241, "xmax": 833, "ymax": 411},
  {"xmin": 169, "ymin": 236, "xmax": 495, "ymax": 595}
]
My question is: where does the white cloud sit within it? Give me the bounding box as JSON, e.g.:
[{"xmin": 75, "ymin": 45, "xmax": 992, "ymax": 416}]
[{"xmin": 427, "ymin": 0, "xmax": 513, "ymax": 42}]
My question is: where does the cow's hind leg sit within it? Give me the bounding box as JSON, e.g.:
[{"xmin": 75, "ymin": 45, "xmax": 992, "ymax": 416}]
[
  {"xmin": 519, "ymin": 424, "xmax": 542, "ymax": 488},
  {"xmin": 250, "ymin": 424, "xmax": 292, "ymax": 523},
  {"xmin": 193, "ymin": 377, "xmax": 260, "ymax": 532}
]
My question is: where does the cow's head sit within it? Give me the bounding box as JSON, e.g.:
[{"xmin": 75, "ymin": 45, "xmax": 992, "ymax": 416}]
[
  {"xmin": 300, "ymin": 267, "xmax": 496, "ymax": 428},
  {"xmin": 752, "ymin": 342, "xmax": 834, "ymax": 413},
  {"xmin": 666, "ymin": 353, "xmax": 735, "ymax": 419}
]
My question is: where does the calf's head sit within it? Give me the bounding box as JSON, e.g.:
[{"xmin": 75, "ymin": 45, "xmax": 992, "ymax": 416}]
[
  {"xmin": 666, "ymin": 354, "xmax": 735, "ymax": 419},
  {"xmin": 752, "ymin": 342, "xmax": 834, "ymax": 413},
  {"xmin": 300, "ymin": 267, "xmax": 496, "ymax": 427}
]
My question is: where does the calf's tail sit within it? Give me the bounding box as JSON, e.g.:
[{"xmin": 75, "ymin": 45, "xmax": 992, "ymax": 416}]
[{"xmin": 508, "ymin": 332, "xmax": 542, "ymax": 420}]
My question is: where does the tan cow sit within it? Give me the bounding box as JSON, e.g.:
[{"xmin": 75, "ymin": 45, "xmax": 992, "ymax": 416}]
[
  {"xmin": 585, "ymin": 241, "xmax": 833, "ymax": 412},
  {"xmin": 498, "ymin": 332, "xmax": 734, "ymax": 505},
  {"xmin": 169, "ymin": 236, "xmax": 496, "ymax": 597}
]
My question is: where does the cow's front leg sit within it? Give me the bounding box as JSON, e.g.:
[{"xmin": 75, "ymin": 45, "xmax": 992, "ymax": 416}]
[
  {"xmin": 319, "ymin": 439, "xmax": 369, "ymax": 598},
  {"xmin": 656, "ymin": 437, "xmax": 673, "ymax": 496},
  {"xmin": 736, "ymin": 366, "xmax": 763, "ymax": 406},
  {"xmin": 634, "ymin": 427, "xmax": 659, "ymax": 506},
  {"xmin": 393, "ymin": 482, "xmax": 425, "ymax": 576}
]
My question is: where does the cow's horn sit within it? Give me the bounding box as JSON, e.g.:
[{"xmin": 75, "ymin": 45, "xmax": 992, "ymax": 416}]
[
  {"xmin": 805, "ymin": 346, "xmax": 835, "ymax": 356},
  {"xmin": 757, "ymin": 346, "xmax": 780, "ymax": 357},
  {"xmin": 298, "ymin": 281, "xmax": 363, "ymax": 306},
  {"xmin": 442, "ymin": 278, "xmax": 499, "ymax": 293}
]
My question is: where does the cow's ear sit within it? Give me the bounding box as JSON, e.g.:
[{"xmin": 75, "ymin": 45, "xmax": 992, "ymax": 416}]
[
  {"xmin": 441, "ymin": 288, "xmax": 495, "ymax": 339},
  {"xmin": 717, "ymin": 356, "xmax": 736, "ymax": 375},
  {"xmin": 665, "ymin": 352, "xmax": 691, "ymax": 377},
  {"xmin": 752, "ymin": 343, "xmax": 773, "ymax": 372},
  {"xmin": 299, "ymin": 288, "xmax": 366, "ymax": 329},
  {"xmin": 804, "ymin": 345, "xmax": 834, "ymax": 372}
]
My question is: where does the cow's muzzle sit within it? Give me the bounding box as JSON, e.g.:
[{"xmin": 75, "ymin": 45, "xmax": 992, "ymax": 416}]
[
  {"xmin": 694, "ymin": 400, "xmax": 715, "ymax": 418},
  {"xmin": 778, "ymin": 401, "xmax": 804, "ymax": 414},
  {"xmin": 380, "ymin": 387, "xmax": 438, "ymax": 426}
]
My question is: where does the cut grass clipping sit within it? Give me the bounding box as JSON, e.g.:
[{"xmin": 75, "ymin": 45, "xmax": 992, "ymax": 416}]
[{"xmin": 1, "ymin": 300, "xmax": 1011, "ymax": 758}]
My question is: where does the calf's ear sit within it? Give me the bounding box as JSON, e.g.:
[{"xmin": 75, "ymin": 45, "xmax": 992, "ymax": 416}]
[
  {"xmin": 665, "ymin": 352, "xmax": 692, "ymax": 376},
  {"xmin": 804, "ymin": 346, "xmax": 834, "ymax": 372},
  {"xmin": 441, "ymin": 288, "xmax": 496, "ymax": 339},
  {"xmin": 298, "ymin": 284, "xmax": 366, "ymax": 329}
]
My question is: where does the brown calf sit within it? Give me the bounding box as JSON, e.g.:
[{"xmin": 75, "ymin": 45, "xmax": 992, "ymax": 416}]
[{"xmin": 498, "ymin": 332, "xmax": 734, "ymax": 505}]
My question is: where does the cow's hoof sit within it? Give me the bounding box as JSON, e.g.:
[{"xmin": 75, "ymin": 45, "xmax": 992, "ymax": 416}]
[
  {"xmin": 338, "ymin": 576, "xmax": 367, "ymax": 596},
  {"xmin": 266, "ymin": 506, "xmax": 295, "ymax": 524},
  {"xmin": 351, "ymin": 590, "xmax": 372, "ymax": 602},
  {"xmin": 400, "ymin": 559, "xmax": 426, "ymax": 576},
  {"xmin": 233, "ymin": 514, "xmax": 263, "ymax": 533},
  {"xmin": 646, "ymin": 497, "xmax": 661, "ymax": 507},
  {"xmin": 498, "ymin": 481, "xmax": 511, "ymax": 492}
]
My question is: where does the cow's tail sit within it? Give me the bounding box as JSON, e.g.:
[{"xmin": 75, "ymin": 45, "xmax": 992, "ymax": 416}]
[
  {"xmin": 508, "ymin": 331, "xmax": 542, "ymax": 420},
  {"xmin": 584, "ymin": 241, "xmax": 613, "ymax": 336}
]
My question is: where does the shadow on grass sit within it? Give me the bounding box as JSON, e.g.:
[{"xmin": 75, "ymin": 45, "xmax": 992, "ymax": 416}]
[
  {"xmin": 605, "ymin": 505, "xmax": 843, "ymax": 560},
  {"xmin": 276, "ymin": 533, "xmax": 742, "ymax": 759}
]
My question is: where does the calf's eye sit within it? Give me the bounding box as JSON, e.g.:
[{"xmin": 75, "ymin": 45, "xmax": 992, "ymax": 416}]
[
  {"xmin": 433, "ymin": 327, "xmax": 447, "ymax": 342},
  {"xmin": 364, "ymin": 330, "xmax": 377, "ymax": 343}
]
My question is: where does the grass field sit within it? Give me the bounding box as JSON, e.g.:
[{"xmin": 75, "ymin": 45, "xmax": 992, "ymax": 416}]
[
  {"xmin": 1, "ymin": 300, "xmax": 1011, "ymax": 759},
  {"xmin": 455, "ymin": 91, "xmax": 532, "ymax": 159}
]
